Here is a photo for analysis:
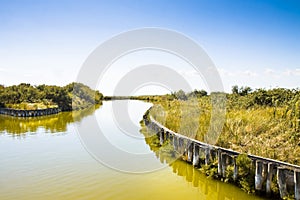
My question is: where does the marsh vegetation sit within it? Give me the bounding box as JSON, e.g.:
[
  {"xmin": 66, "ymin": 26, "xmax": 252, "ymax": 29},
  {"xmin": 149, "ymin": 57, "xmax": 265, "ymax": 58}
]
[{"xmin": 147, "ymin": 86, "xmax": 300, "ymax": 165}]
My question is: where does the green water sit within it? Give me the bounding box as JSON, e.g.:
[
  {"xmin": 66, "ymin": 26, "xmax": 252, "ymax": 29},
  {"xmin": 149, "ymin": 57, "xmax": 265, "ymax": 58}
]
[{"xmin": 0, "ymin": 100, "xmax": 266, "ymax": 200}]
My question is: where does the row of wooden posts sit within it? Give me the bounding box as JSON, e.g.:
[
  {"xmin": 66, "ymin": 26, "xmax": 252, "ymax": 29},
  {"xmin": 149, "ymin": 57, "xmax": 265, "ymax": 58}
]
[
  {"xmin": 144, "ymin": 115, "xmax": 300, "ymax": 199},
  {"xmin": 0, "ymin": 108, "xmax": 61, "ymax": 117}
]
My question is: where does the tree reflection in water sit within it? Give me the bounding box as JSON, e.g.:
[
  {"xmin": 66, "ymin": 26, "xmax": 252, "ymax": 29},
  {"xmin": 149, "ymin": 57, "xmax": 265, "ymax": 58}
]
[{"xmin": 0, "ymin": 104, "xmax": 101, "ymax": 136}]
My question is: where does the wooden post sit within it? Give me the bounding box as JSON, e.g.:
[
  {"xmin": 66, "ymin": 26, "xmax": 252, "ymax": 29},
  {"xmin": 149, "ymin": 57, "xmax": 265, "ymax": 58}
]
[
  {"xmin": 266, "ymin": 163, "xmax": 274, "ymax": 196},
  {"xmin": 173, "ymin": 136, "xmax": 178, "ymax": 151},
  {"xmin": 178, "ymin": 138, "xmax": 184, "ymax": 154},
  {"xmin": 177, "ymin": 137, "xmax": 182, "ymax": 154},
  {"xmin": 182, "ymin": 138, "xmax": 187, "ymax": 155},
  {"xmin": 233, "ymin": 156, "xmax": 238, "ymax": 182},
  {"xmin": 205, "ymin": 147, "xmax": 210, "ymax": 165},
  {"xmin": 262, "ymin": 162, "xmax": 268, "ymax": 189},
  {"xmin": 159, "ymin": 128, "xmax": 164, "ymax": 145},
  {"xmin": 218, "ymin": 149, "xmax": 222, "ymax": 176},
  {"xmin": 211, "ymin": 148, "xmax": 217, "ymax": 161},
  {"xmin": 187, "ymin": 142, "xmax": 193, "ymax": 163},
  {"xmin": 295, "ymin": 170, "xmax": 300, "ymax": 200},
  {"xmin": 193, "ymin": 143, "xmax": 200, "ymax": 167},
  {"xmin": 221, "ymin": 153, "xmax": 227, "ymax": 178},
  {"xmin": 277, "ymin": 167, "xmax": 288, "ymax": 199},
  {"xmin": 255, "ymin": 160, "xmax": 263, "ymax": 191},
  {"xmin": 169, "ymin": 133, "xmax": 173, "ymax": 145},
  {"xmin": 165, "ymin": 131, "xmax": 169, "ymax": 140}
]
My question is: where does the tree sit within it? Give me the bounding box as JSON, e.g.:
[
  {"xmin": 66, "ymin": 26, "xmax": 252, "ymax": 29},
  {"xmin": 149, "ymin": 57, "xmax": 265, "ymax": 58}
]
[
  {"xmin": 240, "ymin": 86, "xmax": 252, "ymax": 96},
  {"xmin": 232, "ymin": 85, "xmax": 239, "ymax": 95},
  {"xmin": 232, "ymin": 85, "xmax": 252, "ymax": 96},
  {"xmin": 188, "ymin": 89, "xmax": 207, "ymax": 98},
  {"xmin": 173, "ymin": 89, "xmax": 188, "ymax": 100}
]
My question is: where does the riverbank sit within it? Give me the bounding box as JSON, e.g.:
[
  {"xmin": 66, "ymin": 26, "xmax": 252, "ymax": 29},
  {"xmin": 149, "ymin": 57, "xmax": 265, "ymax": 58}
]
[
  {"xmin": 0, "ymin": 107, "xmax": 61, "ymax": 117},
  {"xmin": 147, "ymin": 88, "xmax": 300, "ymax": 165},
  {"xmin": 143, "ymin": 109, "xmax": 300, "ymax": 200},
  {"xmin": 0, "ymin": 104, "xmax": 100, "ymax": 134},
  {"xmin": 0, "ymin": 83, "xmax": 103, "ymax": 113}
]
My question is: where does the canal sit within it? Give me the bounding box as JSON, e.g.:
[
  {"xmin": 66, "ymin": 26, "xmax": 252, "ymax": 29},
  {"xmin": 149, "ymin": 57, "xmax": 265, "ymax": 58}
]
[{"xmin": 0, "ymin": 100, "xmax": 265, "ymax": 200}]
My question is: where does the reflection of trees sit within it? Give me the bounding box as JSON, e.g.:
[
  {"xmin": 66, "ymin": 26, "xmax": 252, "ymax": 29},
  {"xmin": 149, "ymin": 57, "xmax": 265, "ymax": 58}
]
[
  {"xmin": 0, "ymin": 104, "xmax": 101, "ymax": 135},
  {"xmin": 141, "ymin": 126, "xmax": 258, "ymax": 200}
]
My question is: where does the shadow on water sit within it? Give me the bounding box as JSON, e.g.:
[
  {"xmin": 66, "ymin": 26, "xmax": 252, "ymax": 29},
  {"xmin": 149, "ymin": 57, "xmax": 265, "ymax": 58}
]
[{"xmin": 0, "ymin": 104, "xmax": 101, "ymax": 135}]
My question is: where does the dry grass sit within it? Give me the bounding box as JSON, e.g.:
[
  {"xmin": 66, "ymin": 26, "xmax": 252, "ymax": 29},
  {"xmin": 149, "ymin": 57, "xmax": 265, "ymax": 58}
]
[{"xmin": 149, "ymin": 97, "xmax": 300, "ymax": 165}]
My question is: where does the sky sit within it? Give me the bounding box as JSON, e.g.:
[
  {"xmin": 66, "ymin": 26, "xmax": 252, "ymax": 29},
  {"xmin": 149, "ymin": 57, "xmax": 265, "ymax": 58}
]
[{"xmin": 0, "ymin": 0, "xmax": 300, "ymax": 95}]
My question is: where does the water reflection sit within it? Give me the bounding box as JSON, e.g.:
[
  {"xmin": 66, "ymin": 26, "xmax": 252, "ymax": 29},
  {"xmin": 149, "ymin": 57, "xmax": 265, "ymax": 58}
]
[
  {"xmin": 0, "ymin": 105, "xmax": 101, "ymax": 135},
  {"xmin": 142, "ymin": 128, "xmax": 264, "ymax": 200}
]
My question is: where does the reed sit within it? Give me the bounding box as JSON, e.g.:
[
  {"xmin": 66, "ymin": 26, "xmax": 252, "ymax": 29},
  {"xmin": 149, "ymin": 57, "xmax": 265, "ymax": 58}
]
[{"xmin": 149, "ymin": 89, "xmax": 300, "ymax": 165}]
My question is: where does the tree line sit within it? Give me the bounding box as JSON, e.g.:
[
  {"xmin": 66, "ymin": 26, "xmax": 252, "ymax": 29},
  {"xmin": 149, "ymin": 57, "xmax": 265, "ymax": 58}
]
[
  {"xmin": 170, "ymin": 86, "xmax": 300, "ymax": 108},
  {"xmin": 0, "ymin": 83, "xmax": 103, "ymax": 111}
]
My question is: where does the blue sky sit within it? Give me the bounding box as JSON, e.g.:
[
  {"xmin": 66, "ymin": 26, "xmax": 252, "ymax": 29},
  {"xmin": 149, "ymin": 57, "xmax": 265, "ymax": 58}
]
[{"xmin": 0, "ymin": 0, "xmax": 299, "ymax": 94}]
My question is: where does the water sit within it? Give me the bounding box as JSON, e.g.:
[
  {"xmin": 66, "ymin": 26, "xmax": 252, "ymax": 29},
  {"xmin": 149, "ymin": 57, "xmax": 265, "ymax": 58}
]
[{"xmin": 0, "ymin": 100, "xmax": 265, "ymax": 200}]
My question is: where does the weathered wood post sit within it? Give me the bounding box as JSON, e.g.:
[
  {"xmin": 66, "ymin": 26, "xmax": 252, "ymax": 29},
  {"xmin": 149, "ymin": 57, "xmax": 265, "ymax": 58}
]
[
  {"xmin": 169, "ymin": 133, "xmax": 174, "ymax": 145},
  {"xmin": 220, "ymin": 153, "xmax": 227, "ymax": 178},
  {"xmin": 187, "ymin": 142, "xmax": 193, "ymax": 163},
  {"xmin": 169, "ymin": 133, "xmax": 173, "ymax": 145},
  {"xmin": 178, "ymin": 138, "xmax": 184, "ymax": 154},
  {"xmin": 210, "ymin": 148, "xmax": 217, "ymax": 161},
  {"xmin": 173, "ymin": 136, "xmax": 178, "ymax": 151},
  {"xmin": 165, "ymin": 131, "xmax": 169, "ymax": 140},
  {"xmin": 262, "ymin": 162, "xmax": 268, "ymax": 188},
  {"xmin": 277, "ymin": 167, "xmax": 288, "ymax": 199},
  {"xmin": 233, "ymin": 155, "xmax": 238, "ymax": 182},
  {"xmin": 255, "ymin": 160, "xmax": 263, "ymax": 191},
  {"xmin": 193, "ymin": 143, "xmax": 200, "ymax": 167},
  {"xmin": 266, "ymin": 163, "xmax": 275, "ymax": 196},
  {"xmin": 218, "ymin": 149, "xmax": 222, "ymax": 176},
  {"xmin": 295, "ymin": 170, "xmax": 300, "ymax": 200},
  {"xmin": 205, "ymin": 147, "xmax": 210, "ymax": 165},
  {"xmin": 159, "ymin": 128, "xmax": 164, "ymax": 145}
]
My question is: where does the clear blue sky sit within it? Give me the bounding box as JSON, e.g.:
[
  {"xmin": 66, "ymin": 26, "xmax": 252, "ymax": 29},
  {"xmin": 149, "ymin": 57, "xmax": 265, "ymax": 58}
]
[{"xmin": 0, "ymin": 0, "xmax": 299, "ymax": 93}]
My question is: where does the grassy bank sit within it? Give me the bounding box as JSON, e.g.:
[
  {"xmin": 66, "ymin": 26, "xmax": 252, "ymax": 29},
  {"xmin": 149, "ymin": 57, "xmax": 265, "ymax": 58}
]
[{"xmin": 147, "ymin": 87, "xmax": 300, "ymax": 165}]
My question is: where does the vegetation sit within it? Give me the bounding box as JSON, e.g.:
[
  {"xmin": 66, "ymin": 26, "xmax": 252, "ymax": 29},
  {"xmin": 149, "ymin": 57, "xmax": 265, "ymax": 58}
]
[
  {"xmin": 0, "ymin": 83, "xmax": 103, "ymax": 111},
  {"xmin": 142, "ymin": 87, "xmax": 300, "ymax": 197},
  {"xmin": 147, "ymin": 86, "xmax": 300, "ymax": 165}
]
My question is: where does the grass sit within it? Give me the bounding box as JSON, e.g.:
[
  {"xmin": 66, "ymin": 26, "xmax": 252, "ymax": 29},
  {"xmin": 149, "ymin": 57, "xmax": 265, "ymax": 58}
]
[
  {"xmin": 141, "ymin": 90, "xmax": 300, "ymax": 198},
  {"xmin": 148, "ymin": 95, "xmax": 300, "ymax": 165}
]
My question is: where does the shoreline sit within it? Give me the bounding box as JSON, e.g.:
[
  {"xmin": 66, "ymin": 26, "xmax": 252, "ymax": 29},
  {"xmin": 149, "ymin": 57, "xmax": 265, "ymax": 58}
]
[
  {"xmin": 143, "ymin": 108, "xmax": 300, "ymax": 200},
  {"xmin": 0, "ymin": 107, "xmax": 61, "ymax": 117}
]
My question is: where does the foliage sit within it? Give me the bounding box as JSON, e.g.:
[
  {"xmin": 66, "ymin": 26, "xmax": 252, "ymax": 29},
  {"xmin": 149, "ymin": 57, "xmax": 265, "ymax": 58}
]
[
  {"xmin": 148, "ymin": 87, "xmax": 300, "ymax": 165},
  {"xmin": 188, "ymin": 89, "xmax": 208, "ymax": 98},
  {"xmin": 0, "ymin": 82, "xmax": 103, "ymax": 111},
  {"xmin": 199, "ymin": 161, "xmax": 219, "ymax": 179},
  {"xmin": 171, "ymin": 89, "xmax": 188, "ymax": 100},
  {"xmin": 235, "ymin": 154, "xmax": 255, "ymax": 193},
  {"xmin": 232, "ymin": 85, "xmax": 252, "ymax": 96},
  {"xmin": 142, "ymin": 87, "xmax": 300, "ymax": 198}
]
